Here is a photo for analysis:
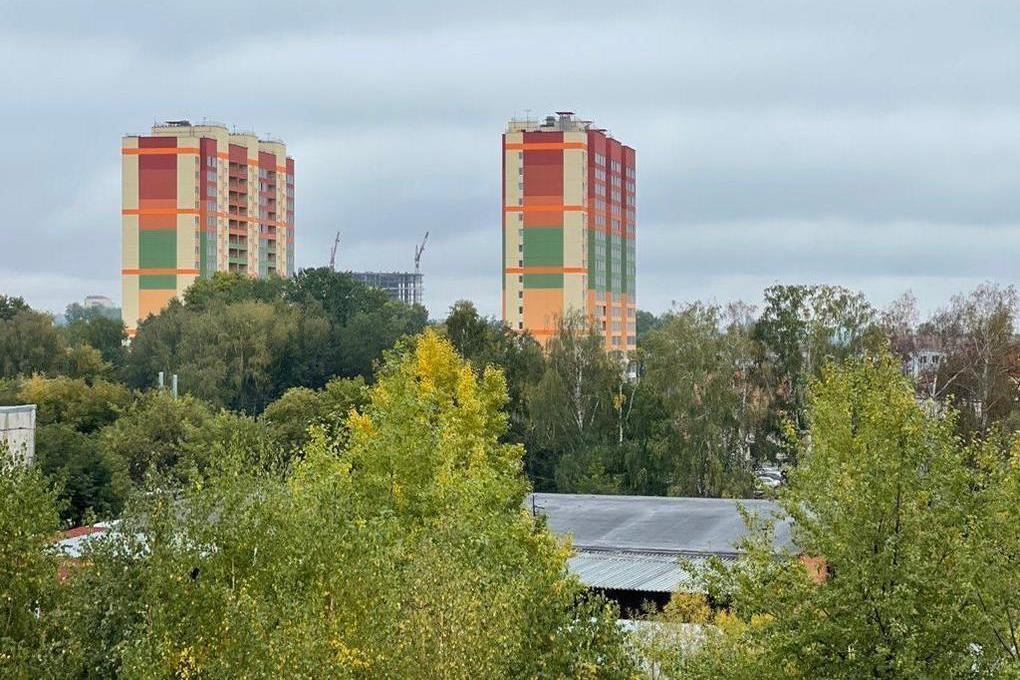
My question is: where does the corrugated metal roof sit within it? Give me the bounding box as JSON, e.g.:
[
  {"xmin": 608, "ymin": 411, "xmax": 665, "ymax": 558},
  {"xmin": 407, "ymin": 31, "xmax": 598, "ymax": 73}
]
[
  {"xmin": 568, "ymin": 549, "xmax": 738, "ymax": 592},
  {"xmin": 531, "ymin": 492, "xmax": 793, "ymax": 554}
]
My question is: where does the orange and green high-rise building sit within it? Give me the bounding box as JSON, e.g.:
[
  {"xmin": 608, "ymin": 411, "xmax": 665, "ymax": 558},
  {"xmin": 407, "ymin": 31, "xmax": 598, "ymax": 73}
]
[
  {"xmin": 502, "ymin": 112, "xmax": 636, "ymax": 352},
  {"xmin": 121, "ymin": 121, "xmax": 294, "ymax": 335}
]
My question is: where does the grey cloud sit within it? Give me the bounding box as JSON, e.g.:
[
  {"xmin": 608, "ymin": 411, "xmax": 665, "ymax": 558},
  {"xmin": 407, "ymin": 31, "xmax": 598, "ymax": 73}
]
[{"xmin": 1, "ymin": 0, "xmax": 1019, "ymax": 319}]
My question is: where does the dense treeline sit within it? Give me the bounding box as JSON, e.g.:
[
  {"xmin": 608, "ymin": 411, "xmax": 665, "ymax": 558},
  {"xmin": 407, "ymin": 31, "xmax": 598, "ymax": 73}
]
[
  {"xmin": 2, "ymin": 277, "xmax": 1019, "ymax": 524},
  {"xmin": 447, "ymin": 282, "xmax": 1020, "ymax": 499}
]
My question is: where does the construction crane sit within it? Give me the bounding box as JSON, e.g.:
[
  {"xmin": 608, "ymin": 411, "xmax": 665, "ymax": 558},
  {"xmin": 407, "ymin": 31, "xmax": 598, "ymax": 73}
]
[
  {"xmin": 414, "ymin": 231, "xmax": 429, "ymax": 275},
  {"xmin": 329, "ymin": 231, "xmax": 341, "ymax": 271}
]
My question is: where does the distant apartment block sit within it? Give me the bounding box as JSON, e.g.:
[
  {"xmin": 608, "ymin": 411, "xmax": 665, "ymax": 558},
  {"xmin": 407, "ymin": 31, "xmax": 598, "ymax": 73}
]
[
  {"xmin": 122, "ymin": 121, "xmax": 295, "ymax": 334},
  {"xmin": 502, "ymin": 112, "xmax": 636, "ymax": 352},
  {"xmin": 83, "ymin": 295, "xmax": 115, "ymax": 310},
  {"xmin": 0, "ymin": 405, "xmax": 36, "ymax": 466},
  {"xmin": 350, "ymin": 271, "xmax": 424, "ymax": 307}
]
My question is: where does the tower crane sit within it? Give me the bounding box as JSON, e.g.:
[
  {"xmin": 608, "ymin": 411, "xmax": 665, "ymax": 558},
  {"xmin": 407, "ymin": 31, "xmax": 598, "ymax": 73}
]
[
  {"xmin": 414, "ymin": 231, "xmax": 429, "ymax": 275},
  {"xmin": 329, "ymin": 231, "xmax": 341, "ymax": 271}
]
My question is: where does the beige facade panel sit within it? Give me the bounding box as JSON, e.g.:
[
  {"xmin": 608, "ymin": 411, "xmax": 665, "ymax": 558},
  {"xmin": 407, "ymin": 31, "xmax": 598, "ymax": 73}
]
[
  {"xmin": 122, "ymin": 215, "xmax": 139, "ymax": 269},
  {"xmin": 121, "ymin": 275, "xmax": 139, "ymax": 330},
  {"xmin": 121, "ymin": 148, "xmax": 139, "ymax": 211},
  {"xmin": 563, "ymin": 273, "xmax": 587, "ymax": 316}
]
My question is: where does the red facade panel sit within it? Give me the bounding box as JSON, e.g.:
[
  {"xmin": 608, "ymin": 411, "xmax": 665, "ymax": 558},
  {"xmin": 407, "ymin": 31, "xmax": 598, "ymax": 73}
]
[
  {"xmin": 138, "ymin": 136, "xmax": 177, "ymax": 148},
  {"xmin": 228, "ymin": 144, "xmax": 247, "ymax": 163}
]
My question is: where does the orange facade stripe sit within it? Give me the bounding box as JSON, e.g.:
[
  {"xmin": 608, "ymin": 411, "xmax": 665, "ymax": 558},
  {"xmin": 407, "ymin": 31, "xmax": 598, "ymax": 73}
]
[
  {"xmin": 122, "ymin": 147, "xmax": 200, "ymax": 155},
  {"xmin": 504, "ymin": 205, "xmax": 585, "ymax": 213},
  {"xmin": 505, "ymin": 267, "xmax": 587, "ymax": 274},
  {"xmin": 216, "ymin": 152, "xmax": 261, "ymax": 165},
  {"xmin": 123, "ymin": 208, "xmax": 199, "ymax": 216},
  {"xmin": 123, "ymin": 208, "xmax": 289, "ymax": 229},
  {"xmin": 504, "ymin": 142, "xmax": 587, "ymax": 151},
  {"xmin": 122, "ymin": 268, "xmax": 199, "ymax": 275}
]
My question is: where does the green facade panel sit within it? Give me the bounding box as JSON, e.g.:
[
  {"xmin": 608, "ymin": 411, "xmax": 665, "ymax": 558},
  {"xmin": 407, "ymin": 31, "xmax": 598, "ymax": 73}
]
[
  {"xmin": 138, "ymin": 230, "xmax": 177, "ymax": 269},
  {"xmin": 139, "ymin": 274, "xmax": 176, "ymax": 289},
  {"xmin": 523, "ymin": 273, "xmax": 564, "ymax": 288},
  {"xmin": 523, "ymin": 228, "xmax": 563, "ymax": 267}
]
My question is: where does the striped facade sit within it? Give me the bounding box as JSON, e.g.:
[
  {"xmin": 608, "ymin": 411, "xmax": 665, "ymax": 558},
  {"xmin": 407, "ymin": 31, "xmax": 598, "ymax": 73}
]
[
  {"xmin": 122, "ymin": 122, "xmax": 295, "ymax": 334},
  {"xmin": 502, "ymin": 112, "xmax": 636, "ymax": 352}
]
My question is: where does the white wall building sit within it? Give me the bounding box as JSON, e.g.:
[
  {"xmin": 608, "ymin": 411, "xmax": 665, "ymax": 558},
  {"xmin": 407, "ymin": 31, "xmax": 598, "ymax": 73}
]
[{"xmin": 0, "ymin": 404, "xmax": 36, "ymax": 465}]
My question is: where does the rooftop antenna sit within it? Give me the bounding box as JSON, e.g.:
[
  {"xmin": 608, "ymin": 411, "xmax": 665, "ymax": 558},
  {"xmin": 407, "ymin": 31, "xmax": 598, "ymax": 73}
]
[
  {"xmin": 329, "ymin": 231, "xmax": 341, "ymax": 271},
  {"xmin": 414, "ymin": 231, "xmax": 429, "ymax": 275}
]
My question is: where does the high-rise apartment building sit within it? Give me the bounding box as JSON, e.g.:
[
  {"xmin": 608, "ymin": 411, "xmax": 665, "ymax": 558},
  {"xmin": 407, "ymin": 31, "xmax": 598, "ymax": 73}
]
[
  {"xmin": 502, "ymin": 112, "xmax": 636, "ymax": 352},
  {"xmin": 122, "ymin": 121, "xmax": 294, "ymax": 334}
]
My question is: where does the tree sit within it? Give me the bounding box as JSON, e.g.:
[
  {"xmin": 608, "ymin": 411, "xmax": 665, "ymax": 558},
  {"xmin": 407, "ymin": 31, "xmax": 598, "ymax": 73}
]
[
  {"xmin": 0, "ymin": 295, "xmax": 30, "ymax": 321},
  {"xmin": 18, "ymin": 376, "xmax": 133, "ymax": 522},
  {"xmin": 18, "ymin": 375, "xmax": 131, "ymax": 435},
  {"xmin": 35, "ymin": 424, "xmax": 130, "ymax": 524},
  {"xmin": 173, "ymin": 300, "xmax": 332, "ymax": 413},
  {"xmin": 63, "ymin": 304, "xmax": 126, "ymax": 367},
  {"xmin": 631, "ymin": 304, "xmax": 762, "ymax": 497},
  {"xmin": 752, "ymin": 284, "xmax": 881, "ymax": 460},
  {"xmin": 0, "ymin": 308, "xmax": 66, "ymax": 378},
  {"xmin": 182, "ymin": 271, "xmax": 287, "ymax": 310},
  {"xmin": 442, "ymin": 300, "xmax": 544, "ymax": 447},
  {"xmin": 261, "ymin": 376, "xmax": 369, "ymax": 453},
  {"xmin": 928, "ymin": 283, "xmax": 1019, "ymax": 436},
  {"xmin": 635, "ymin": 309, "xmax": 662, "ymax": 344},
  {"xmin": 97, "ymin": 391, "xmax": 216, "ymax": 486},
  {"xmin": 668, "ymin": 356, "xmax": 1005, "ymax": 678},
  {"xmin": 60, "ymin": 343, "xmax": 112, "ymax": 382},
  {"xmin": 120, "ymin": 298, "xmax": 189, "ymax": 390},
  {"xmin": 56, "ymin": 331, "xmax": 635, "ymax": 677},
  {"xmin": 526, "ymin": 314, "xmax": 624, "ymax": 491},
  {"xmin": 0, "ymin": 458, "xmax": 62, "ymax": 676}
]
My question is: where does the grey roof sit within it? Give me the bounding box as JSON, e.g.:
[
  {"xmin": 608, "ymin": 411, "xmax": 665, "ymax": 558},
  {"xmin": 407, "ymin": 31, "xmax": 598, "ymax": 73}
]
[
  {"xmin": 531, "ymin": 493, "xmax": 794, "ymax": 593},
  {"xmin": 531, "ymin": 493, "xmax": 792, "ymax": 555},
  {"xmin": 568, "ymin": 549, "xmax": 739, "ymax": 592}
]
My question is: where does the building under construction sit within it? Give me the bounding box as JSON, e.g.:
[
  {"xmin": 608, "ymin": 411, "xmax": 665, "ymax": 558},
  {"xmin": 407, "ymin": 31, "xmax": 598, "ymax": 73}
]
[
  {"xmin": 334, "ymin": 232, "xmax": 428, "ymax": 308},
  {"xmin": 350, "ymin": 271, "xmax": 423, "ymax": 306}
]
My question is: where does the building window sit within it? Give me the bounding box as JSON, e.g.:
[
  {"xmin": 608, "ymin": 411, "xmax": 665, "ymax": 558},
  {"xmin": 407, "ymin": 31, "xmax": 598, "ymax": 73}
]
[
  {"xmin": 518, "ymin": 291, "xmax": 523, "ymax": 299},
  {"xmin": 518, "ymin": 306, "xmax": 523, "ymax": 314}
]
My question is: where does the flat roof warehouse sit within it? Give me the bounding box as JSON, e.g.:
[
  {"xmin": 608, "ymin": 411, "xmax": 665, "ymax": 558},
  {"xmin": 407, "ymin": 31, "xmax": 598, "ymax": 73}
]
[{"xmin": 530, "ymin": 493, "xmax": 793, "ymax": 612}]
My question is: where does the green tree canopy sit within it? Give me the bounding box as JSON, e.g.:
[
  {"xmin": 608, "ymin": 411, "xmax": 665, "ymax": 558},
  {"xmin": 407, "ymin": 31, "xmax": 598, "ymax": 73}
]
[
  {"xmin": 0, "ymin": 459, "xmax": 62, "ymax": 676},
  {"xmin": 56, "ymin": 331, "xmax": 634, "ymax": 678},
  {"xmin": 658, "ymin": 356, "xmax": 1020, "ymax": 678}
]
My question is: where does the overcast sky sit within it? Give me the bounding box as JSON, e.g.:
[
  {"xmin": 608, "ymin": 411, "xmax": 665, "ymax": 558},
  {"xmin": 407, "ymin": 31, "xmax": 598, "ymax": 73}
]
[{"xmin": 1, "ymin": 1, "xmax": 1018, "ymax": 319}]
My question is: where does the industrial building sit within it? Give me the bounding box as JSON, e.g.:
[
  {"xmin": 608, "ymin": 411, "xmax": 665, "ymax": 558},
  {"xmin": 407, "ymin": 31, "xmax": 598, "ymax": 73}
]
[
  {"xmin": 350, "ymin": 271, "xmax": 424, "ymax": 307},
  {"xmin": 502, "ymin": 112, "xmax": 636, "ymax": 352},
  {"xmin": 122, "ymin": 121, "xmax": 295, "ymax": 334},
  {"xmin": 0, "ymin": 404, "xmax": 36, "ymax": 465},
  {"xmin": 530, "ymin": 493, "xmax": 793, "ymax": 612}
]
